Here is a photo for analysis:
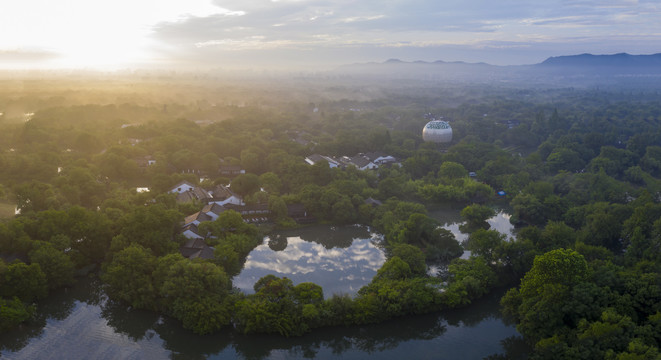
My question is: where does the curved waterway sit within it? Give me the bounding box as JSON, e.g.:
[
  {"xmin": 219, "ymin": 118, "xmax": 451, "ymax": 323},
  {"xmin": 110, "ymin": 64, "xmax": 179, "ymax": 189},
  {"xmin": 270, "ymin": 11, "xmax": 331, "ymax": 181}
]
[
  {"xmin": 0, "ymin": 277, "xmax": 529, "ymax": 360},
  {"xmin": 0, "ymin": 222, "xmax": 530, "ymax": 359}
]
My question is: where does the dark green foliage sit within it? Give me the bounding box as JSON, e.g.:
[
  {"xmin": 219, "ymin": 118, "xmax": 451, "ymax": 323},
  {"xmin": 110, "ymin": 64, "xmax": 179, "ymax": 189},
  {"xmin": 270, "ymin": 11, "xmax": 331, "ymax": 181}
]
[
  {"xmin": 110, "ymin": 204, "xmax": 180, "ymax": 256},
  {"xmin": 460, "ymin": 203, "xmax": 495, "ymax": 230},
  {"xmin": 388, "ymin": 213, "xmax": 462, "ymax": 261},
  {"xmin": 0, "ymin": 297, "xmax": 35, "ymax": 333},
  {"xmin": 4, "ymin": 81, "xmax": 661, "ymax": 356},
  {"xmin": 102, "ymin": 246, "xmax": 233, "ymax": 334},
  {"xmin": 0, "ymin": 262, "xmax": 48, "ymax": 302},
  {"xmin": 445, "ymin": 257, "xmax": 497, "ymax": 304},
  {"xmin": 231, "ymin": 173, "xmax": 261, "ymax": 197},
  {"xmin": 390, "ymin": 243, "xmax": 427, "ymax": 276},
  {"xmin": 102, "ymin": 245, "xmax": 158, "ymax": 309},
  {"xmin": 466, "ymin": 229, "xmax": 507, "ymax": 264},
  {"xmin": 28, "ymin": 243, "xmax": 75, "ymax": 289}
]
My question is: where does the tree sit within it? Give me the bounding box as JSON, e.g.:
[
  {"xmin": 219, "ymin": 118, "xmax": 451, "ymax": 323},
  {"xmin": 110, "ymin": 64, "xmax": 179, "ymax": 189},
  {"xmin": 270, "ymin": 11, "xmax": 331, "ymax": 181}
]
[
  {"xmin": 444, "ymin": 257, "xmax": 497, "ymax": 305},
  {"xmin": 374, "ymin": 256, "xmax": 412, "ymax": 281},
  {"xmin": 520, "ymin": 249, "xmax": 589, "ymax": 298},
  {"xmin": 0, "ymin": 297, "xmax": 35, "ymax": 333},
  {"xmin": 538, "ymin": 221, "xmax": 575, "ymax": 251},
  {"xmin": 160, "ymin": 260, "xmax": 232, "ymax": 334},
  {"xmin": 390, "ymin": 243, "xmax": 427, "ymax": 276},
  {"xmin": 102, "ymin": 245, "xmax": 158, "ymax": 309},
  {"xmin": 502, "ymin": 249, "xmax": 590, "ymax": 342},
  {"xmin": 467, "ymin": 229, "xmax": 506, "ymax": 265},
  {"xmin": 259, "ymin": 172, "xmax": 282, "ymax": 195},
  {"xmin": 438, "ymin": 161, "xmax": 467, "ymax": 180},
  {"xmin": 390, "ymin": 213, "xmax": 462, "ymax": 260},
  {"xmin": 0, "ymin": 262, "xmax": 47, "ymax": 302},
  {"xmin": 29, "ymin": 243, "xmax": 74, "ymax": 290},
  {"xmin": 331, "ymin": 197, "xmax": 357, "ymax": 224},
  {"xmin": 13, "ymin": 181, "xmax": 60, "ymax": 213},
  {"xmin": 460, "ymin": 204, "xmax": 495, "ymax": 231},
  {"xmin": 111, "ymin": 204, "xmax": 180, "ymax": 256},
  {"xmin": 231, "ymin": 173, "xmax": 261, "ymax": 197}
]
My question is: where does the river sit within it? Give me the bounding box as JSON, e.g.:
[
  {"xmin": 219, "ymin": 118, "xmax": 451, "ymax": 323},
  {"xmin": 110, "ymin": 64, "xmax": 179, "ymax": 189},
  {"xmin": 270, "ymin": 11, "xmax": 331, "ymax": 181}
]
[{"xmin": 0, "ymin": 276, "xmax": 529, "ymax": 360}]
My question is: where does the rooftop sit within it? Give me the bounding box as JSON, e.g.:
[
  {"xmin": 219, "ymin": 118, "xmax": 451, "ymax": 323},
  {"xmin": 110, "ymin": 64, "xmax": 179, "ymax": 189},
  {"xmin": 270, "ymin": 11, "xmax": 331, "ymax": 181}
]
[{"xmin": 425, "ymin": 120, "xmax": 451, "ymax": 130}]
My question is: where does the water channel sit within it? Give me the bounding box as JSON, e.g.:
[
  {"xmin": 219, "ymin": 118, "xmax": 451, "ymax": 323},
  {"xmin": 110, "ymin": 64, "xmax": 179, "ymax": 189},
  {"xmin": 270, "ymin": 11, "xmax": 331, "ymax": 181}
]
[
  {"xmin": 0, "ymin": 210, "xmax": 529, "ymax": 359},
  {"xmin": 0, "ymin": 277, "xmax": 528, "ymax": 360}
]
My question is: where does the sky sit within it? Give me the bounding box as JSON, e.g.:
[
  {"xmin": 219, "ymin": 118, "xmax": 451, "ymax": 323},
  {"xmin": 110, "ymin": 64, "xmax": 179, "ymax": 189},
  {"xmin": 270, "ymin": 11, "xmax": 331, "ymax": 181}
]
[{"xmin": 1, "ymin": 0, "xmax": 660, "ymax": 71}]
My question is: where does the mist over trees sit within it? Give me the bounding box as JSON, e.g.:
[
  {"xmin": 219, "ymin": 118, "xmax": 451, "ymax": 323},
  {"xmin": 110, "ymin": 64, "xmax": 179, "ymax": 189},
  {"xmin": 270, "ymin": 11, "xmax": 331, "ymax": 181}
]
[{"xmin": 0, "ymin": 72, "xmax": 660, "ymax": 358}]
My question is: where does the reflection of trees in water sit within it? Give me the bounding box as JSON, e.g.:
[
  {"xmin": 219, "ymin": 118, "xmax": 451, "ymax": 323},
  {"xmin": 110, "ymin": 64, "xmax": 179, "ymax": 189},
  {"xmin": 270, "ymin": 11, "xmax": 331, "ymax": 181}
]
[
  {"xmin": 153, "ymin": 316, "xmax": 233, "ymax": 360},
  {"xmin": 484, "ymin": 336, "xmax": 531, "ymax": 360},
  {"xmin": 267, "ymin": 233, "xmax": 288, "ymax": 251},
  {"xmin": 101, "ymin": 299, "xmax": 160, "ymax": 342},
  {"xmin": 275, "ymin": 225, "xmax": 371, "ymax": 249},
  {"xmin": 350, "ymin": 315, "xmax": 447, "ymax": 353},
  {"xmin": 0, "ymin": 274, "xmax": 527, "ymax": 360},
  {"xmin": 228, "ymin": 312, "xmax": 446, "ymax": 359},
  {"xmin": 0, "ymin": 277, "xmax": 83, "ymax": 353},
  {"xmin": 442, "ymin": 288, "xmax": 504, "ymax": 327},
  {"xmin": 0, "ymin": 321, "xmax": 45, "ymax": 353},
  {"xmin": 459, "ymin": 220, "xmax": 490, "ymax": 234},
  {"xmin": 149, "ymin": 307, "xmax": 448, "ymax": 360}
]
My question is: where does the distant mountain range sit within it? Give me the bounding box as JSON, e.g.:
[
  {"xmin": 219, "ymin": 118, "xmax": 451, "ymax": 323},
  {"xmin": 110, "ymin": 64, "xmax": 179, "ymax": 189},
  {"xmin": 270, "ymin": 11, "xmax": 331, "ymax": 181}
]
[
  {"xmin": 332, "ymin": 53, "xmax": 661, "ymax": 87},
  {"xmin": 539, "ymin": 53, "xmax": 661, "ymax": 67}
]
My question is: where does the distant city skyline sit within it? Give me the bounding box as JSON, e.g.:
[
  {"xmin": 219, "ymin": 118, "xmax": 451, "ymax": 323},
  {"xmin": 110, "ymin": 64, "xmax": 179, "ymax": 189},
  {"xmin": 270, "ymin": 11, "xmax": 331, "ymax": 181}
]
[{"xmin": 1, "ymin": 0, "xmax": 660, "ymax": 71}]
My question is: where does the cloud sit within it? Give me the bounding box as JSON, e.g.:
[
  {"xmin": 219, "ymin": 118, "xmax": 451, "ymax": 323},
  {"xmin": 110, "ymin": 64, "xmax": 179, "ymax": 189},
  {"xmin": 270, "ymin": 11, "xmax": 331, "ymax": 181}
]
[
  {"xmin": 0, "ymin": 49, "xmax": 60, "ymax": 62},
  {"xmin": 3, "ymin": 0, "xmax": 661, "ymax": 69}
]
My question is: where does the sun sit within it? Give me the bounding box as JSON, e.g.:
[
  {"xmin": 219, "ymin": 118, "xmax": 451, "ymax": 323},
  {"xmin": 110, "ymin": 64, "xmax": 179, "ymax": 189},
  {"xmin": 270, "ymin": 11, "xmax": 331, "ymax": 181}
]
[{"xmin": 0, "ymin": 0, "xmax": 227, "ymax": 70}]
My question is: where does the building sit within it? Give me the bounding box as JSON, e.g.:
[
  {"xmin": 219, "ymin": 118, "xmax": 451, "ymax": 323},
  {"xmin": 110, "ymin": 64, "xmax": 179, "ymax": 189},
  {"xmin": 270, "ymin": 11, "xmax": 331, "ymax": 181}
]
[
  {"xmin": 170, "ymin": 181, "xmax": 196, "ymax": 194},
  {"xmin": 341, "ymin": 155, "xmax": 377, "ymax": 171},
  {"xmin": 422, "ymin": 120, "xmax": 453, "ymax": 143},
  {"xmin": 305, "ymin": 154, "xmax": 340, "ymax": 168},
  {"xmin": 219, "ymin": 165, "xmax": 245, "ymax": 177},
  {"xmin": 209, "ymin": 184, "xmax": 243, "ymax": 206},
  {"xmin": 179, "ymin": 238, "xmax": 215, "ymax": 260},
  {"xmin": 175, "ymin": 187, "xmax": 212, "ymax": 203},
  {"xmin": 364, "ymin": 152, "xmax": 397, "ymax": 165}
]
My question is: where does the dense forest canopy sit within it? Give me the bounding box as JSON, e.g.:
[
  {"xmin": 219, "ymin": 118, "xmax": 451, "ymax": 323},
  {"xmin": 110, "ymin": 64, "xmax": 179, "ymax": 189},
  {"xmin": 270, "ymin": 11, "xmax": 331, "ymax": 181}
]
[{"xmin": 0, "ymin": 73, "xmax": 660, "ymax": 359}]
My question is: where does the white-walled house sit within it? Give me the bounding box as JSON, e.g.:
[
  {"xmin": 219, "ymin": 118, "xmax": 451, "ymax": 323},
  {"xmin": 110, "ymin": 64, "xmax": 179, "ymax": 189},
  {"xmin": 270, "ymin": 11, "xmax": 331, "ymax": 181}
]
[
  {"xmin": 170, "ymin": 181, "xmax": 196, "ymax": 194},
  {"xmin": 305, "ymin": 154, "xmax": 340, "ymax": 168}
]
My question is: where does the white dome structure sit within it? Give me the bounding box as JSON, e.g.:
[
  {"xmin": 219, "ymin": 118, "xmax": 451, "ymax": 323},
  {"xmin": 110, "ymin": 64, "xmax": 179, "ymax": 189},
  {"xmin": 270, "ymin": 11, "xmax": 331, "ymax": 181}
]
[{"xmin": 422, "ymin": 120, "xmax": 453, "ymax": 143}]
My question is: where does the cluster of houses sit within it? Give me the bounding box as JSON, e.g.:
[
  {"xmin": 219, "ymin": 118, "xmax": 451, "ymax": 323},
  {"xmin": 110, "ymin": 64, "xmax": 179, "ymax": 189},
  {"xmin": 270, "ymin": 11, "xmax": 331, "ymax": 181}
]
[
  {"xmin": 304, "ymin": 151, "xmax": 398, "ymax": 171},
  {"xmin": 166, "ymin": 150, "xmax": 398, "ymax": 261},
  {"xmin": 173, "ymin": 181, "xmax": 314, "ymax": 260}
]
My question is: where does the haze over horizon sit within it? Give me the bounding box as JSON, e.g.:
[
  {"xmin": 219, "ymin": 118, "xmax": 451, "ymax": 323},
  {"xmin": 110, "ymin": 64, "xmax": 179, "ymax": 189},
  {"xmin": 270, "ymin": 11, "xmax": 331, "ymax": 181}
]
[{"xmin": 1, "ymin": 0, "xmax": 660, "ymax": 71}]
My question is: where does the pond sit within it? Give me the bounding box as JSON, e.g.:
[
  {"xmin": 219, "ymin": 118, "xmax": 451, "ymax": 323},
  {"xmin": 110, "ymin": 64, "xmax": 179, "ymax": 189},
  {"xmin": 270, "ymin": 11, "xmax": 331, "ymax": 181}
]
[
  {"xmin": 427, "ymin": 204, "xmax": 516, "ymax": 273},
  {"xmin": 429, "ymin": 204, "xmax": 516, "ymax": 243},
  {"xmin": 233, "ymin": 225, "xmax": 386, "ymax": 297},
  {"xmin": 0, "ymin": 277, "xmax": 530, "ymax": 360}
]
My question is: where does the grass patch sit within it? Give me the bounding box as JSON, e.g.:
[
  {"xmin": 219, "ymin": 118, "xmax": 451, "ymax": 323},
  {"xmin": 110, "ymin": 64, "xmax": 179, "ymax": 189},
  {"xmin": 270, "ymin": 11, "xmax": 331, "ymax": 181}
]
[{"xmin": 0, "ymin": 201, "xmax": 16, "ymax": 219}]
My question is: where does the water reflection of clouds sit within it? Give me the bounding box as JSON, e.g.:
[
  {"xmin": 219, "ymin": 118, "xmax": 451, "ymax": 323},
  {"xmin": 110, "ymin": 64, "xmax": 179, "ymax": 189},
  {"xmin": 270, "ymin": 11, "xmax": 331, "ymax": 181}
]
[
  {"xmin": 235, "ymin": 228, "xmax": 386, "ymax": 297},
  {"xmin": 487, "ymin": 212, "xmax": 515, "ymax": 239},
  {"xmin": 438, "ymin": 211, "xmax": 515, "ymax": 243}
]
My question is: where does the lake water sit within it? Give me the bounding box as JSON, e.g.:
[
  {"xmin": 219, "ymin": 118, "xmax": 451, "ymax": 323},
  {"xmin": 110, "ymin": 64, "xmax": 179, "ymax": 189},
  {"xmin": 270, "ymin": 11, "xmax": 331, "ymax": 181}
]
[
  {"xmin": 0, "ymin": 277, "xmax": 529, "ymax": 360},
  {"xmin": 427, "ymin": 205, "xmax": 516, "ymax": 273},
  {"xmin": 233, "ymin": 225, "xmax": 386, "ymax": 297}
]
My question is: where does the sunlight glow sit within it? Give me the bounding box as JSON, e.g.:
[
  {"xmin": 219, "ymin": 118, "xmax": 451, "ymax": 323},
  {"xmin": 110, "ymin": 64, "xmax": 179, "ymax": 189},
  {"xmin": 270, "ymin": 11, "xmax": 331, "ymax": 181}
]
[{"xmin": 0, "ymin": 0, "xmax": 229, "ymax": 69}]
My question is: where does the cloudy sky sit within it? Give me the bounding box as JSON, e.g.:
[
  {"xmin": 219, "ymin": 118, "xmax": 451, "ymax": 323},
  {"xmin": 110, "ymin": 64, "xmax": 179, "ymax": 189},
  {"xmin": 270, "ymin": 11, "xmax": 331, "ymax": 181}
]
[{"xmin": 1, "ymin": 0, "xmax": 660, "ymax": 70}]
